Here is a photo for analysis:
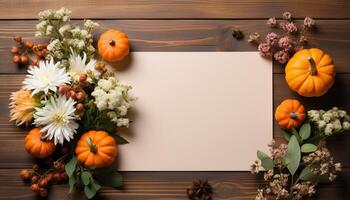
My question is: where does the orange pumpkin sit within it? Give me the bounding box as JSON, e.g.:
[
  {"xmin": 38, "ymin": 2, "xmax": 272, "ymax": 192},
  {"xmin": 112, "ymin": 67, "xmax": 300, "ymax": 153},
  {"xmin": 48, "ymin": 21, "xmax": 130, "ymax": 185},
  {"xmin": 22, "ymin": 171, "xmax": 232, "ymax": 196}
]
[
  {"xmin": 285, "ymin": 48, "xmax": 336, "ymax": 97},
  {"xmin": 98, "ymin": 29, "xmax": 129, "ymax": 62},
  {"xmin": 24, "ymin": 128, "xmax": 56, "ymax": 158},
  {"xmin": 275, "ymin": 99, "xmax": 305, "ymax": 129},
  {"xmin": 75, "ymin": 130, "xmax": 117, "ymax": 168}
]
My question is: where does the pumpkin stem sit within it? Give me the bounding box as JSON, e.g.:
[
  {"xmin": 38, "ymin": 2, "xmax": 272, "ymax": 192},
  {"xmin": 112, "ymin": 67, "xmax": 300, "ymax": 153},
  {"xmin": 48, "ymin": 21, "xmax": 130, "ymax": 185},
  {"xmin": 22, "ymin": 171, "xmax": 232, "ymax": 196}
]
[
  {"xmin": 308, "ymin": 56, "xmax": 317, "ymax": 75},
  {"xmin": 86, "ymin": 137, "xmax": 98, "ymax": 153},
  {"xmin": 109, "ymin": 39, "xmax": 116, "ymax": 46},
  {"xmin": 289, "ymin": 112, "xmax": 298, "ymax": 119}
]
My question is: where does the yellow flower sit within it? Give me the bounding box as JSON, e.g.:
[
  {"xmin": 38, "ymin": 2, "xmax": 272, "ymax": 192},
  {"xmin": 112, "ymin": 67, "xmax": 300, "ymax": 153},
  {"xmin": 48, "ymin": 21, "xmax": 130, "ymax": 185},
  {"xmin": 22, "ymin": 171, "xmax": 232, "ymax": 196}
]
[{"xmin": 9, "ymin": 89, "xmax": 37, "ymax": 125}]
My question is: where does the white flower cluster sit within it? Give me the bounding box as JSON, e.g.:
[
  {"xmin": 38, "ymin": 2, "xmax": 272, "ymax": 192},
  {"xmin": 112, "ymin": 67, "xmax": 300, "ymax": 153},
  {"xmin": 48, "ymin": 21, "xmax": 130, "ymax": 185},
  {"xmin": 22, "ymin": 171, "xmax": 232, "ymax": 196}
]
[
  {"xmin": 308, "ymin": 107, "xmax": 350, "ymax": 136},
  {"xmin": 91, "ymin": 77, "xmax": 136, "ymax": 127},
  {"xmin": 36, "ymin": 8, "xmax": 98, "ymax": 68}
]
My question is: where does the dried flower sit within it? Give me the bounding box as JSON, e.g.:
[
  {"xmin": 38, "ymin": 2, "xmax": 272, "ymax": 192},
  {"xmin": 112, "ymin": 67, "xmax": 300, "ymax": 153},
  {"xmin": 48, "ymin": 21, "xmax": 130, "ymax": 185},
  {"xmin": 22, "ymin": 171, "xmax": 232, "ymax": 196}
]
[
  {"xmin": 292, "ymin": 181, "xmax": 316, "ymax": 200},
  {"xmin": 283, "ymin": 11, "xmax": 292, "ymax": 21},
  {"xmin": 187, "ymin": 179, "xmax": 212, "ymax": 200},
  {"xmin": 258, "ymin": 43, "xmax": 271, "ymax": 57},
  {"xmin": 248, "ymin": 32, "xmax": 261, "ymax": 43},
  {"xmin": 278, "ymin": 36, "xmax": 293, "ymax": 51},
  {"xmin": 232, "ymin": 29, "xmax": 244, "ymax": 40},
  {"xmin": 250, "ymin": 160, "xmax": 260, "ymax": 174},
  {"xmin": 265, "ymin": 32, "xmax": 279, "ymax": 46},
  {"xmin": 303, "ymin": 17, "xmax": 315, "ymax": 30},
  {"xmin": 9, "ymin": 89, "xmax": 38, "ymax": 125},
  {"xmin": 283, "ymin": 22, "xmax": 298, "ymax": 34},
  {"xmin": 274, "ymin": 50, "xmax": 290, "ymax": 64},
  {"xmin": 267, "ymin": 17, "xmax": 277, "ymax": 28}
]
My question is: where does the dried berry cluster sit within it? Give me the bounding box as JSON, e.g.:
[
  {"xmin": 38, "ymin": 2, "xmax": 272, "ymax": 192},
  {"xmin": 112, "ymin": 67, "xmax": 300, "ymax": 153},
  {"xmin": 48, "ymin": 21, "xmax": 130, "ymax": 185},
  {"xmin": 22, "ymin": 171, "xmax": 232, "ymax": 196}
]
[
  {"xmin": 20, "ymin": 161, "xmax": 68, "ymax": 198},
  {"xmin": 186, "ymin": 179, "xmax": 213, "ymax": 200},
  {"xmin": 11, "ymin": 36, "xmax": 47, "ymax": 67},
  {"xmin": 248, "ymin": 12, "xmax": 316, "ymax": 64}
]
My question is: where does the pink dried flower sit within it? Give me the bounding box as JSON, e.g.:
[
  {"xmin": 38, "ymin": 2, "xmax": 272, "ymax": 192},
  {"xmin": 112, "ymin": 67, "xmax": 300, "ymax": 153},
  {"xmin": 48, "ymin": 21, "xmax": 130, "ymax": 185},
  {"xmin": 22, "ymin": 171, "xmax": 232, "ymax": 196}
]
[
  {"xmin": 248, "ymin": 32, "xmax": 261, "ymax": 43},
  {"xmin": 278, "ymin": 36, "xmax": 293, "ymax": 51},
  {"xmin": 283, "ymin": 11, "xmax": 292, "ymax": 21},
  {"xmin": 274, "ymin": 50, "xmax": 290, "ymax": 64},
  {"xmin": 258, "ymin": 43, "xmax": 271, "ymax": 57},
  {"xmin": 283, "ymin": 22, "xmax": 298, "ymax": 34},
  {"xmin": 299, "ymin": 35, "xmax": 308, "ymax": 44},
  {"xmin": 267, "ymin": 17, "xmax": 277, "ymax": 28},
  {"xmin": 265, "ymin": 32, "xmax": 278, "ymax": 46},
  {"xmin": 304, "ymin": 17, "xmax": 315, "ymax": 29},
  {"xmin": 294, "ymin": 45, "xmax": 304, "ymax": 52}
]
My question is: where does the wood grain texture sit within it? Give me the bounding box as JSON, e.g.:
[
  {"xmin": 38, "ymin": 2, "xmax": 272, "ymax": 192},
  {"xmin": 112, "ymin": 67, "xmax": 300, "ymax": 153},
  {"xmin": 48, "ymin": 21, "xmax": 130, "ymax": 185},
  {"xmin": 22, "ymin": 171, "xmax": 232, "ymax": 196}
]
[
  {"xmin": 0, "ymin": 20, "xmax": 349, "ymax": 74},
  {"xmin": 1, "ymin": 0, "xmax": 350, "ymax": 19}
]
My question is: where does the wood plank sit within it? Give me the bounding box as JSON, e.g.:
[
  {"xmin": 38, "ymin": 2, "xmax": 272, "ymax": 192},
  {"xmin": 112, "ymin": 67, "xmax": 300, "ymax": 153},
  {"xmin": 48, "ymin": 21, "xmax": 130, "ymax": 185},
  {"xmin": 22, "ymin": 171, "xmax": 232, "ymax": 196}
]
[
  {"xmin": 0, "ymin": 20, "xmax": 349, "ymax": 74},
  {"xmin": 1, "ymin": 72, "xmax": 350, "ymax": 167},
  {"xmin": 0, "ymin": 0, "xmax": 350, "ymax": 19},
  {"xmin": 0, "ymin": 169, "xmax": 349, "ymax": 200}
]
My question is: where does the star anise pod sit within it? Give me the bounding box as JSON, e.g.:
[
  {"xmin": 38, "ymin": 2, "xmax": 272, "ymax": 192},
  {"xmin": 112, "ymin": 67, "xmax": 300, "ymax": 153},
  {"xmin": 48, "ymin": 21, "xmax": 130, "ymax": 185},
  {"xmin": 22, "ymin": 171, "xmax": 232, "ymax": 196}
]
[{"xmin": 186, "ymin": 179, "xmax": 213, "ymax": 200}]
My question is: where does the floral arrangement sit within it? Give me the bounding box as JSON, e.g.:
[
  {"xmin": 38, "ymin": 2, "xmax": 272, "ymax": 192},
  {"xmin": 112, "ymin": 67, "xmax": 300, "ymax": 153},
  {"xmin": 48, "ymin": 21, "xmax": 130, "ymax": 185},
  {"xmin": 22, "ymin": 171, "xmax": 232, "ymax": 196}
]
[
  {"xmin": 251, "ymin": 99, "xmax": 349, "ymax": 200},
  {"xmin": 11, "ymin": 8, "xmax": 136, "ymax": 199},
  {"xmin": 248, "ymin": 11, "xmax": 316, "ymax": 64}
]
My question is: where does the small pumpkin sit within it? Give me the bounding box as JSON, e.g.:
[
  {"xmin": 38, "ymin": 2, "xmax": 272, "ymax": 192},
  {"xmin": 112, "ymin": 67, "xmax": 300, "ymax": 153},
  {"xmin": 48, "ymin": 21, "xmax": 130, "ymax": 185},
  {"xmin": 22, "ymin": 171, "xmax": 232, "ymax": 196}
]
[
  {"xmin": 275, "ymin": 99, "xmax": 305, "ymax": 129},
  {"xmin": 75, "ymin": 130, "xmax": 117, "ymax": 168},
  {"xmin": 285, "ymin": 48, "xmax": 336, "ymax": 97},
  {"xmin": 24, "ymin": 128, "xmax": 56, "ymax": 158},
  {"xmin": 98, "ymin": 29, "xmax": 129, "ymax": 62}
]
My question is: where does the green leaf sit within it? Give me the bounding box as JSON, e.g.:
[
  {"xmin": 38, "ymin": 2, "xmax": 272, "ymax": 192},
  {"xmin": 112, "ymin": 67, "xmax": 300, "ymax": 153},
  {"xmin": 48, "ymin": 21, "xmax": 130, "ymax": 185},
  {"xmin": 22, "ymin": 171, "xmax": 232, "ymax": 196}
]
[
  {"xmin": 81, "ymin": 171, "xmax": 92, "ymax": 186},
  {"xmin": 65, "ymin": 157, "xmax": 77, "ymax": 177},
  {"xmin": 301, "ymin": 143, "xmax": 318, "ymax": 153},
  {"xmin": 299, "ymin": 123, "xmax": 311, "ymax": 140},
  {"xmin": 291, "ymin": 128, "xmax": 302, "ymax": 144},
  {"xmin": 299, "ymin": 166, "xmax": 317, "ymax": 181},
  {"xmin": 84, "ymin": 184, "xmax": 97, "ymax": 199},
  {"xmin": 94, "ymin": 169, "xmax": 123, "ymax": 187},
  {"xmin": 68, "ymin": 175, "xmax": 76, "ymax": 193},
  {"xmin": 279, "ymin": 128, "xmax": 291, "ymax": 142},
  {"xmin": 113, "ymin": 134, "xmax": 129, "ymax": 145},
  {"xmin": 91, "ymin": 181, "xmax": 102, "ymax": 191},
  {"xmin": 285, "ymin": 135, "xmax": 301, "ymax": 175},
  {"xmin": 257, "ymin": 150, "xmax": 273, "ymax": 170}
]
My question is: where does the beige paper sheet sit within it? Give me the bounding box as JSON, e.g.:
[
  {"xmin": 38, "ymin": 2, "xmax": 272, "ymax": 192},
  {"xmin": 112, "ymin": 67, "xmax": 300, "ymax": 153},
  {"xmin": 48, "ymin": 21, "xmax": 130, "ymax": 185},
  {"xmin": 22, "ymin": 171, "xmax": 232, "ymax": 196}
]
[{"xmin": 116, "ymin": 52, "xmax": 272, "ymax": 171}]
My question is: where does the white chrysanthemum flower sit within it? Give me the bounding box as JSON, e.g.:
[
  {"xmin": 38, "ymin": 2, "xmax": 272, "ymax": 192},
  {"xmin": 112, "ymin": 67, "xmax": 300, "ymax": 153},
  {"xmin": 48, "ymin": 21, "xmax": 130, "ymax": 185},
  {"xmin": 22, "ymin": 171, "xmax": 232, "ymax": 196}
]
[
  {"xmin": 34, "ymin": 95, "xmax": 78, "ymax": 145},
  {"xmin": 68, "ymin": 49, "xmax": 99, "ymax": 82},
  {"xmin": 23, "ymin": 58, "xmax": 70, "ymax": 95}
]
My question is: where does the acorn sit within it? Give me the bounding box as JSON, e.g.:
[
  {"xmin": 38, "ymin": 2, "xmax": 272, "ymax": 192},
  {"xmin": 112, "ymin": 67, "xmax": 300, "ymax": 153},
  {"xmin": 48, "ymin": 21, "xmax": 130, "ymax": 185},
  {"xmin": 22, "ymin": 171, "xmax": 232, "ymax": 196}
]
[
  {"xmin": 76, "ymin": 92, "xmax": 85, "ymax": 101},
  {"xmin": 20, "ymin": 169, "xmax": 31, "ymax": 181},
  {"xmin": 69, "ymin": 90, "xmax": 76, "ymax": 99},
  {"xmin": 32, "ymin": 164, "xmax": 39, "ymax": 172},
  {"xmin": 20, "ymin": 55, "xmax": 28, "ymax": 64},
  {"xmin": 11, "ymin": 46, "xmax": 19, "ymax": 54},
  {"xmin": 25, "ymin": 41, "xmax": 34, "ymax": 49},
  {"xmin": 58, "ymin": 85, "xmax": 68, "ymax": 94},
  {"xmin": 31, "ymin": 183, "xmax": 40, "ymax": 193}
]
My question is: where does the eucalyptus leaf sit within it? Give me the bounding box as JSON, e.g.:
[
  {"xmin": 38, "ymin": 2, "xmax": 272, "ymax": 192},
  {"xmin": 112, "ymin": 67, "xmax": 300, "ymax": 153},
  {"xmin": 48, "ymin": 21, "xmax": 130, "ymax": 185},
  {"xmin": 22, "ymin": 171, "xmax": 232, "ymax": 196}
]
[
  {"xmin": 257, "ymin": 150, "xmax": 273, "ymax": 170},
  {"xmin": 279, "ymin": 128, "xmax": 291, "ymax": 142},
  {"xmin": 84, "ymin": 185, "xmax": 97, "ymax": 199},
  {"xmin": 285, "ymin": 135, "xmax": 301, "ymax": 175},
  {"xmin": 113, "ymin": 134, "xmax": 129, "ymax": 145},
  {"xmin": 299, "ymin": 166, "xmax": 317, "ymax": 181},
  {"xmin": 91, "ymin": 181, "xmax": 102, "ymax": 191},
  {"xmin": 299, "ymin": 123, "xmax": 311, "ymax": 140},
  {"xmin": 291, "ymin": 128, "xmax": 302, "ymax": 144},
  {"xmin": 301, "ymin": 143, "xmax": 318, "ymax": 153},
  {"xmin": 65, "ymin": 157, "xmax": 77, "ymax": 177},
  {"xmin": 68, "ymin": 175, "xmax": 76, "ymax": 193},
  {"xmin": 81, "ymin": 171, "xmax": 92, "ymax": 186},
  {"xmin": 94, "ymin": 169, "xmax": 123, "ymax": 187}
]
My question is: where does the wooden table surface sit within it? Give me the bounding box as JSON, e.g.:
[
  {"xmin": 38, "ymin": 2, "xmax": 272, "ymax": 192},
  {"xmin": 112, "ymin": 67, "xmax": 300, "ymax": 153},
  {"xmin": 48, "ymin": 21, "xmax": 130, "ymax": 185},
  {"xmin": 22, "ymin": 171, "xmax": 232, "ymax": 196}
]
[{"xmin": 1, "ymin": 1, "xmax": 350, "ymax": 199}]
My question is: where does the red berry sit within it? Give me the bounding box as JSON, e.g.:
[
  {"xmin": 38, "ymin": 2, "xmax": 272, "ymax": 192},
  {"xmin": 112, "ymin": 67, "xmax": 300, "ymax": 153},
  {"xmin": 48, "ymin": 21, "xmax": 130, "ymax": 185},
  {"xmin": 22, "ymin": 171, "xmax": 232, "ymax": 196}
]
[
  {"xmin": 31, "ymin": 175, "xmax": 39, "ymax": 183},
  {"xmin": 76, "ymin": 103, "xmax": 84, "ymax": 111},
  {"xmin": 79, "ymin": 74, "xmax": 88, "ymax": 82},
  {"xmin": 31, "ymin": 183, "xmax": 40, "ymax": 193},
  {"xmin": 13, "ymin": 55, "xmax": 20, "ymax": 63},
  {"xmin": 20, "ymin": 169, "xmax": 31, "ymax": 180},
  {"xmin": 25, "ymin": 41, "xmax": 34, "ymax": 49},
  {"xmin": 53, "ymin": 173, "xmax": 62, "ymax": 182},
  {"xmin": 11, "ymin": 46, "xmax": 19, "ymax": 54},
  {"xmin": 14, "ymin": 36, "xmax": 22, "ymax": 42},
  {"xmin": 20, "ymin": 55, "xmax": 28, "ymax": 64},
  {"xmin": 32, "ymin": 164, "xmax": 39, "ymax": 172},
  {"xmin": 39, "ymin": 179, "xmax": 48, "ymax": 188},
  {"xmin": 58, "ymin": 85, "xmax": 67, "ymax": 94},
  {"xmin": 75, "ymin": 92, "xmax": 85, "ymax": 101},
  {"xmin": 39, "ymin": 188, "xmax": 48, "ymax": 198},
  {"xmin": 36, "ymin": 51, "xmax": 44, "ymax": 57},
  {"xmin": 46, "ymin": 173, "xmax": 53, "ymax": 183},
  {"xmin": 60, "ymin": 172, "xmax": 68, "ymax": 181},
  {"xmin": 69, "ymin": 90, "xmax": 76, "ymax": 99}
]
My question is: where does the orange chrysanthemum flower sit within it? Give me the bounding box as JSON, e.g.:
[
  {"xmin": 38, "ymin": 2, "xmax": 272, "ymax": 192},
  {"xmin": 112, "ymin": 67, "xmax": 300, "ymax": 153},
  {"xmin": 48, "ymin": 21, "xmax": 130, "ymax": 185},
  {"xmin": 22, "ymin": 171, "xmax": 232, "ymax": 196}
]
[{"xmin": 9, "ymin": 89, "xmax": 37, "ymax": 125}]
